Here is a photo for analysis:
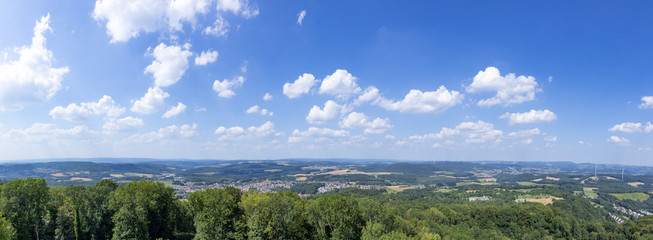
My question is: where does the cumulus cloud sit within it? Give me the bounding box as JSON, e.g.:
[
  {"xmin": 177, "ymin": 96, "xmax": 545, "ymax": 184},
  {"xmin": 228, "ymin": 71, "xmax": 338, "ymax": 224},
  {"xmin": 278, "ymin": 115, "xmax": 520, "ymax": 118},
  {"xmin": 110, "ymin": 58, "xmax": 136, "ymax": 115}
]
[
  {"xmin": 126, "ymin": 123, "xmax": 197, "ymax": 143},
  {"xmin": 215, "ymin": 121, "xmax": 276, "ymax": 141},
  {"xmin": 131, "ymin": 87, "xmax": 170, "ymax": 114},
  {"xmin": 609, "ymin": 122, "xmax": 642, "ymax": 133},
  {"xmin": 50, "ymin": 95, "xmax": 126, "ymax": 121},
  {"xmin": 607, "ymin": 136, "xmax": 630, "ymax": 146},
  {"xmin": 506, "ymin": 128, "xmax": 542, "ymax": 138},
  {"xmin": 297, "ymin": 10, "xmax": 306, "ymax": 25},
  {"xmin": 93, "ymin": 0, "xmax": 212, "ymax": 42},
  {"xmin": 263, "ymin": 92, "xmax": 273, "ymax": 101},
  {"xmin": 640, "ymin": 96, "xmax": 653, "ymax": 109},
  {"xmin": 409, "ymin": 121, "xmax": 502, "ymax": 144},
  {"xmin": 339, "ymin": 112, "xmax": 393, "ymax": 134},
  {"xmin": 162, "ymin": 102, "xmax": 187, "ymax": 118},
  {"xmin": 213, "ymin": 76, "xmax": 245, "ymax": 98},
  {"xmin": 3, "ymin": 123, "xmax": 89, "ymax": 142},
  {"xmin": 216, "ymin": 0, "xmax": 259, "ymax": 18},
  {"xmin": 0, "ymin": 14, "xmax": 69, "ymax": 111},
  {"xmin": 288, "ymin": 127, "xmax": 349, "ymax": 143},
  {"xmin": 145, "ymin": 43, "xmax": 192, "ymax": 87},
  {"xmin": 203, "ymin": 16, "xmax": 229, "ymax": 36},
  {"xmin": 318, "ymin": 69, "xmax": 361, "ymax": 99},
  {"xmin": 283, "ymin": 73, "xmax": 316, "ymax": 99},
  {"xmin": 500, "ymin": 109, "xmax": 557, "ymax": 124},
  {"xmin": 194, "ymin": 50, "xmax": 218, "ymax": 65},
  {"xmin": 466, "ymin": 67, "xmax": 539, "ymax": 106},
  {"xmin": 306, "ymin": 100, "xmax": 340, "ymax": 124},
  {"xmin": 245, "ymin": 105, "xmax": 273, "ymax": 116},
  {"xmin": 376, "ymin": 86, "xmax": 463, "ymax": 113},
  {"xmin": 103, "ymin": 116, "xmax": 144, "ymax": 131},
  {"xmin": 544, "ymin": 136, "xmax": 557, "ymax": 142}
]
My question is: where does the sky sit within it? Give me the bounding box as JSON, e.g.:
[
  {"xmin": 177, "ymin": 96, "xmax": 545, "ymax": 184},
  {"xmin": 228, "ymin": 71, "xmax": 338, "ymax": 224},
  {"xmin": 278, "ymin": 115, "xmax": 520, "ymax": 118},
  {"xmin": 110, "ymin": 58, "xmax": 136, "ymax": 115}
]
[{"xmin": 0, "ymin": 1, "xmax": 652, "ymax": 165}]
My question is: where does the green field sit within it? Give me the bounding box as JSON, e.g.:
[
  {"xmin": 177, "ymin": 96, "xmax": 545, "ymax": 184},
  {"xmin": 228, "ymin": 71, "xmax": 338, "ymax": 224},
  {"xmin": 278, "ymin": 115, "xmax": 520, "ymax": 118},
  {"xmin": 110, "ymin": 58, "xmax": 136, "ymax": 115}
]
[
  {"xmin": 610, "ymin": 192, "xmax": 649, "ymax": 201},
  {"xmin": 583, "ymin": 188, "xmax": 598, "ymax": 198},
  {"xmin": 517, "ymin": 181, "xmax": 536, "ymax": 186}
]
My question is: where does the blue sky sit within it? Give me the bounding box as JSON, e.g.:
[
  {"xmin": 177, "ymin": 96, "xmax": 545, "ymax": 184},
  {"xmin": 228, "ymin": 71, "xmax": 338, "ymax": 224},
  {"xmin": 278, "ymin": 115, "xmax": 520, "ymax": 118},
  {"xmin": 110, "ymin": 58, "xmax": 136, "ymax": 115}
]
[{"xmin": 0, "ymin": 0, "xmax": 652, "ymax": 165}]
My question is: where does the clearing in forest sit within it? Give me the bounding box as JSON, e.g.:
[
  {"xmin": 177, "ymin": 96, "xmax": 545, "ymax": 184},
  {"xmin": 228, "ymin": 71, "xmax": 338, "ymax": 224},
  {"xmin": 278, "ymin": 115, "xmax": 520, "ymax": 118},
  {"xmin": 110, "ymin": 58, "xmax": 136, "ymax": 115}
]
[{"xmin": 610, "ymin": 192, "xmax": 649, "ymax": 201}]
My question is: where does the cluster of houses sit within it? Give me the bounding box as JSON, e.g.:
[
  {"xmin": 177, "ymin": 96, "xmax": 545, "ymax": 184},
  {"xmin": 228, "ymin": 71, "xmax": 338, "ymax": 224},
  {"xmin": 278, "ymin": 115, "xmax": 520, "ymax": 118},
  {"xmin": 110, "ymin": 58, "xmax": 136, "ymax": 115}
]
[
  {"xmin": 171, "ymin": 179, "xmax": 379, "ymax": 196},
  {"xmin": 317, "ymin": 181, "xmax": 379, "ymax": 193},
  {"xmin": 468, "ymin": 196, "xmax": 490, "ymax": 201},
  {"xmin": 613, "ymin": 204, "xmax": 645, "ymax": 219},
  {"xmin": 609, "ymin": 212, "xmax": 625, "ymax": 224}
]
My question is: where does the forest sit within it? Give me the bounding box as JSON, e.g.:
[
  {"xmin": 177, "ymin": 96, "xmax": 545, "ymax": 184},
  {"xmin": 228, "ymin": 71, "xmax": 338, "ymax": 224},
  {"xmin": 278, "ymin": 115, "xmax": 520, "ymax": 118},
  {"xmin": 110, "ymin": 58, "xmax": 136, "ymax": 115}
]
[{"xmin": 0, "ymin": 178, "xmax": 653, "ymax": 240}]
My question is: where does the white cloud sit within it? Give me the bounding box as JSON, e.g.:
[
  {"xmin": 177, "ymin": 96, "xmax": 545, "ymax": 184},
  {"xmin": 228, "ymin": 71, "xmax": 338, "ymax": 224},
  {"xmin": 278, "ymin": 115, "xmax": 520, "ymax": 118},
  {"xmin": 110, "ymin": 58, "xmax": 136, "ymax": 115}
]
[
  {"xmin": 216, "ymin": 0, "xmax": 259, "ymax": 18},
  {"xmin": 355, "ymin": 86, "xmax": 381, "ymax": 105},
  {"xmin": 607, "ymin": 136, "xmax": 630, "ymax": 146},
  {"xmin": 297, "ymin": 10, "xmax": 306, "ymax": 25},
  {"xmin": 609, "ymin": 122, "xmax": 642, "ymax": 133},
  {"xmin": 318, "ymin": 69, "xmax": 361, "ymax": 99},
  {"xmin": 506, "ymin": 128, "xmax": 542, "ymax": 138},
  {"xmin": 194, "ymin": 50, "xmax": 218, "ymax": 65},
  {"xmin": 646, "ymin": 122, "xmax": 653, "ymax": 133},
  {"xmin": 3, "ymin": 123, "xmax": 89, "ymax": 142},
  {"xmin": 521, "ymin": 138, "xmax": 533, "ymax": 144},
  {"xmin": 306, "ymin": 100, "xmax": 340, "ymax": 124},
  {"xmin": 215, "ymin": 121, "xmax": 276, "ymax": 141},
  {"xmin": 131, "ymin": 87, "xmax": 170, "ymax": 114},
  {"xmin": 0, "ymin": 14, "xmax": 69, "ymax": 111},
  {"xmin": 500, "ymin": 109, "xmax": 557, "ymax": 124},
  {"xmin": 93, "ymin": 0, "xmax": 212, "ymax": 42},
  {"xmin": 162, "ymin": 102, "xmax": 187, "ymax": 118},
  {"xmin": 639, "ymin": 96, "xmax": 653, "ymax": 109},
  {"xmin": 245, "ymin": 105, "xmax": 273, "ymax": 116},
  {"xmin": 203, "ymin": 16, "xmax": 229, "ymax": 36},
  {"xmin": 544, "ymin": 136, "xmax": 557, "ymax": 142},
  {"xmin": 377, "ymin": 86, "xmax": 463, "ymax": 113},
  {"xmin": 466, "ymin": 67, "xmax": 539, "ymax": 106},
  {"xmin": 384, "ymin": 135, "xmax": 395, "ymax": 140},
  {"xmin": 213, "ymin": 76, "xmax": 245, "ymax": 98},
  {"xmin": 409, "ymin": 120, "xmax": 502, "ymax": 144},
  {"xmin": 288, "ymin": 127, "xmax": 349, "ymax": 143},
  {"xmin": 145, "ymin": 43, "xmax": 192, "ymax": 87},
  {"xmin": 283, "ymin": 73, "xmax": 316, "ymax": 99},
  {"xmin": 49, "ymin": 104, "xmax": 92, "ymax": 122},
  {"xmin": 126, "ymin": 123, "xmax": 197, "ymax": 143},
  {"xmin": 263, "ymin": 92, "xmax": 273, "ymax": 101},
  {"xmin": 103, "ymin": 116, "xmax": 144, "ymax": 131},
  {"xmin": 339, "ymin": 112, "xmax": 393, "ymax": 134},
  {"xmin": 50, "ymin": 95, "xmax": 125, "ymax": 121}
]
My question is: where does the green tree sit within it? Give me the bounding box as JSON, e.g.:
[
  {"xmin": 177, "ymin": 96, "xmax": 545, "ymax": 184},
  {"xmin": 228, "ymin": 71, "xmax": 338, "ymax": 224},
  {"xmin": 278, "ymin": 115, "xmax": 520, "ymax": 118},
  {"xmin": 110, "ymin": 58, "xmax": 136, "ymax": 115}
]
[
  {"xmin": 189, "ymin": 187, "xmax": 245, "ymax": 240},
  {"xmin": 307, "ymin": 195, "xmax": 363, "ymax": 240},
  {"xmin": 242, "ymin": 190, "xmax": 310, "ymax": 240},
  {"xmin": 0, "ymin": 178, "xmax": 49, "ymax": 240},
  {"xmin": 88, "ymin": 179, "xmax": 118, "ymax": 240},
  {"xmin": 110, "ymin": 179, "xmax": 175, "ymax": 240}
]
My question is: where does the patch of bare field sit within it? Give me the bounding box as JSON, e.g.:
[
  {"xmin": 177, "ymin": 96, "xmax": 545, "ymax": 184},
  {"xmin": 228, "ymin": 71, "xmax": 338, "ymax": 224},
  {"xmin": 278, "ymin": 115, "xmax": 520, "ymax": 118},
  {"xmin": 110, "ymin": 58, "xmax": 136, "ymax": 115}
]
[
  {"xmin": 319, "ymin": 169, "xmax": 392, "ymax": 176},
  {"xmin": 605, "ymin": 176, "xmax": 618, "ymax": 180},
  {"xmin": 532, "ymin": 178, "xmax": 543, "ymax": 182},
  {"xmin": 295, "ymin": 177, "xmax": 307, "ymax": 181},
  {"xmin": 264, "ymin": 169, "xmax": 282, "ymax": 172},
  {"xmin": 51, "ymin": 173, "xmax": 65, "ymax": 177},
  {"xmin": 386, "ymin": 185, "xmax": 421, "ymax": 192},
  {"xmin": 517, "ymin": 196, "xmax": 563, "ymax": 205},
  {"xmin": 69, "ymin": 177, "xmax": 92, "ymax": 182},
  {"xmin": 110, "ymin": 174, "xmax": 125, "ymax": 178},
  {"xmin": 629, "ymin": 182, "xmax": 645, "ymax": 187},
  {"xmin": 545, "ymin": 176, "xmax": 560, "ymax": 181}
]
